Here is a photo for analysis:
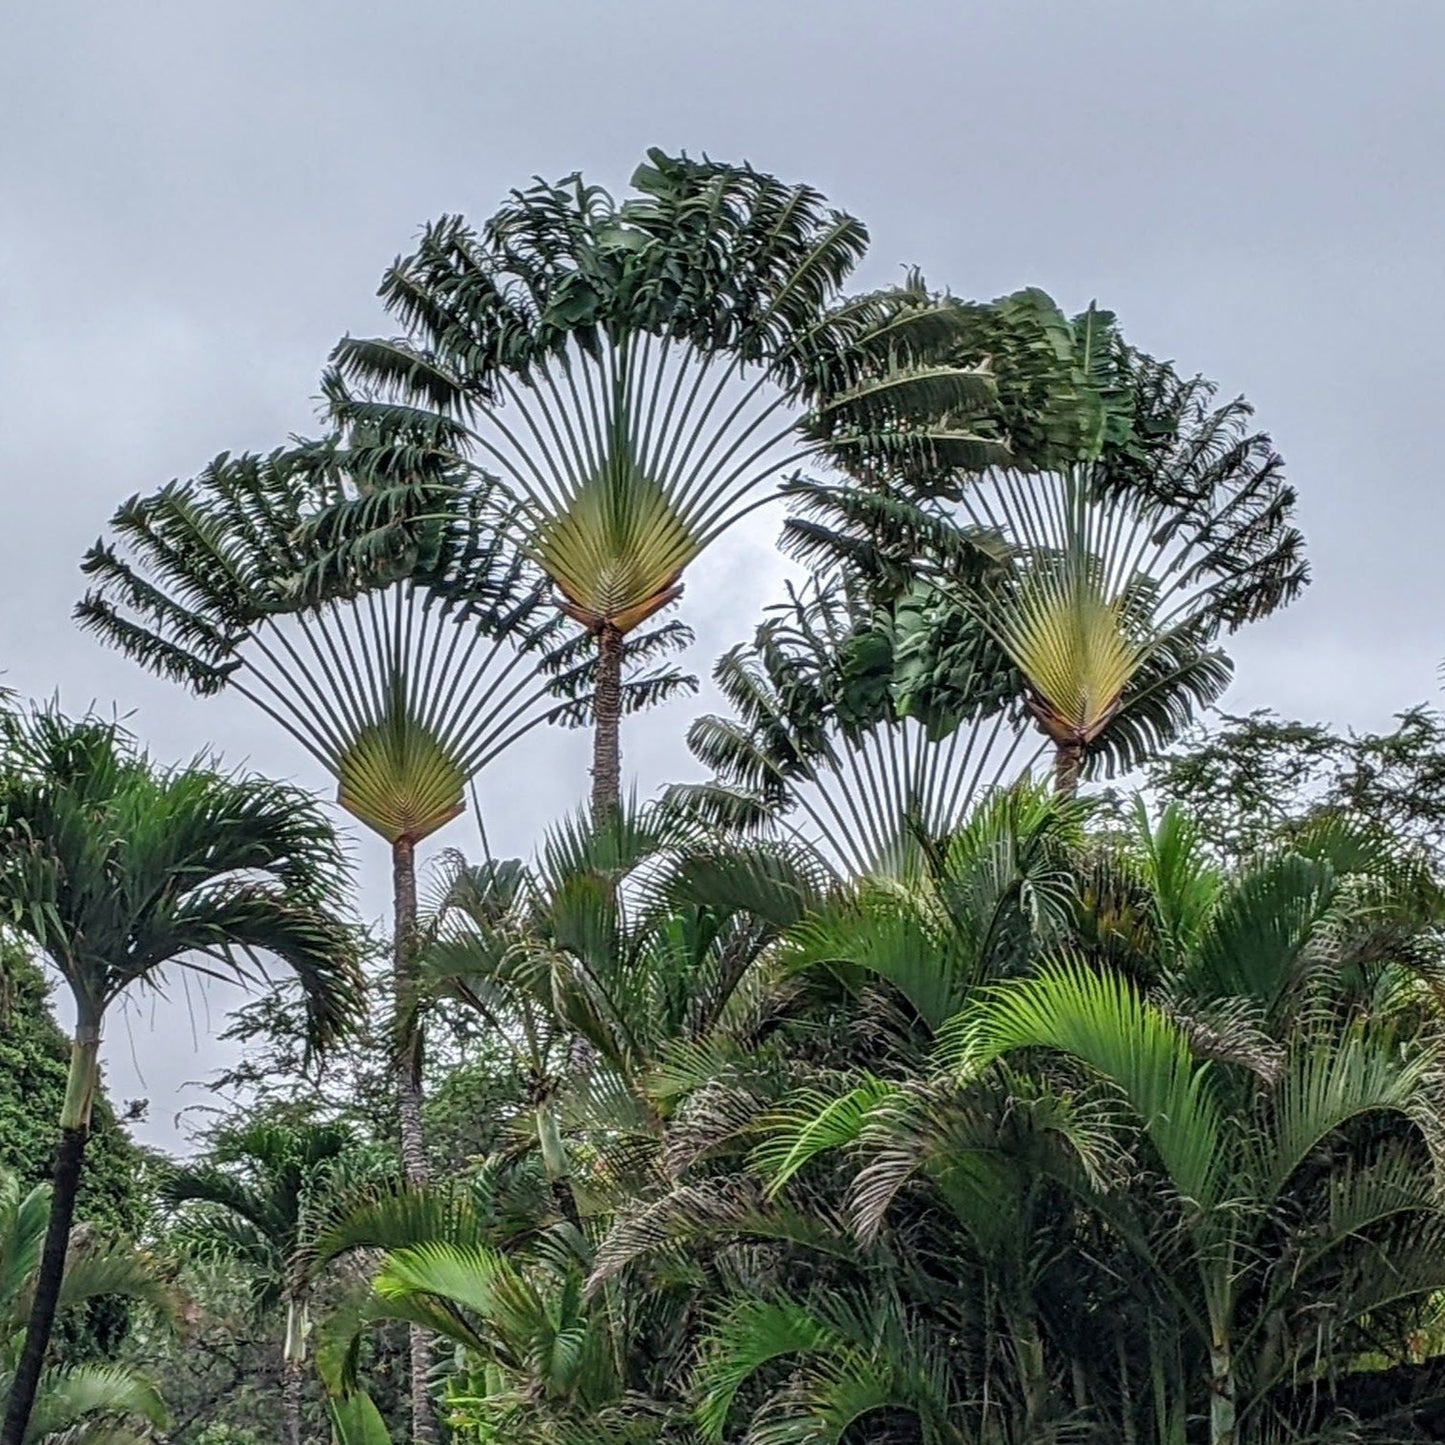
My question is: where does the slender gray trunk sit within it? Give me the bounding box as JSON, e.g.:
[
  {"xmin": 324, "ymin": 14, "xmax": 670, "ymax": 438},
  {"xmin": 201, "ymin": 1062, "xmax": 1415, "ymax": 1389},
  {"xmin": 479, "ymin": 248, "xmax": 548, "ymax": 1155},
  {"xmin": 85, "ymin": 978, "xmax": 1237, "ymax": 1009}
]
[
  {"xmin": 1209, "ymin": 1342, "xmax": 1236, "ymax": 1445},
  {"xmin": 1053, "ymin": 739, "xmax": 1085, "ymax": 799},
  {"xmin": 281, "ymin": 1294, "xmax": 311, "ymax": 1445},
  {"xmin": 392, "ymin": 836, "xmax": 439, "ymax": 1445},
  {"xmin": 591, "ymin": 623, "xmax": 624, "ymax": 818},
  {"xmin": 282, "ymin": 1357, "xmax": 304, "ymax": 1445}
]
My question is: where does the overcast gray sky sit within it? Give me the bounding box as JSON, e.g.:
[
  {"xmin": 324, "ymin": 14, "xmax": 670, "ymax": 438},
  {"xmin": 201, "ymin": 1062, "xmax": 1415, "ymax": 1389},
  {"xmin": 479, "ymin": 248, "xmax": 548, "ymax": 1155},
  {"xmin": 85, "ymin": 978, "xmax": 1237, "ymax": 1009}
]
[{"xmin": 3, "ymin": 0, "xmax": 1442, "ymax": 1150}]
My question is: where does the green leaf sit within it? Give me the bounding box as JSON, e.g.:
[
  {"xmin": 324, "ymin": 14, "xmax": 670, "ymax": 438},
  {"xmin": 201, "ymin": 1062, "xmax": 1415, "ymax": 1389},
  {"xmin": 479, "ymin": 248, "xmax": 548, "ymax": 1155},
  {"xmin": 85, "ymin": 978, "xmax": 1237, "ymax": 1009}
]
[{"xmin": 329, "ymin": 1389, "xmax": 392, "ymax": 1445}]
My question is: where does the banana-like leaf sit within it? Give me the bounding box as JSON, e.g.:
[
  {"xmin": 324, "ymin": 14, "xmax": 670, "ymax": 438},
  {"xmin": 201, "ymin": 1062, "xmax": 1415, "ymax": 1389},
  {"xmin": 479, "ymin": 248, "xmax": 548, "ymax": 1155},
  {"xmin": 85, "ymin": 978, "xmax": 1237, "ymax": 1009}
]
[{"xmin": 329, "ymin": 1388, "xmax": 392, "ymax": 1445}]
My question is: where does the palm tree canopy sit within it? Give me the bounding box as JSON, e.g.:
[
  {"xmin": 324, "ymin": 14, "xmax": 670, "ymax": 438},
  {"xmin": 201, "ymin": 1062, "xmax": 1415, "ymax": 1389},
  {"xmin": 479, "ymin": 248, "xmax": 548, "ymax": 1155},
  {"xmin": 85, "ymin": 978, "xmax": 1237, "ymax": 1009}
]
[
  {"xmin": 781, "ymin": 319, "xmax": 1307, "ymax": 785},
  {"xmin": 76, "ymin": 422, "xmax": 582, "ymax": 845},
  {"xmin": 676, "ymin": 579, "xmax": 1037, "ymax": 873},
  {"xmin": 159, "ymin": 1119, "xmax": 372, "ymax": 1312},
  {"xmin": 0, "ymin": 705, "xmax": 363, "ymax": 1042},
  {"xmin": 324, "ymin": 151, "xmax": 1010, "ymax": 635}
]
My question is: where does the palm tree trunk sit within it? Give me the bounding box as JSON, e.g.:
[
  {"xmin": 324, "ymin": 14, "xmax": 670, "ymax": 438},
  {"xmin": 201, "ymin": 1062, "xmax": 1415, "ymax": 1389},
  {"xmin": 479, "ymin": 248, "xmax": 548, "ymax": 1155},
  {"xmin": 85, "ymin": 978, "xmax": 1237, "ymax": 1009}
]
[
  {"xmin": 1, "ymin": 1014, "xmax": 100, "ymax": 1445},
  {"xmin": 1053, "ymin": 739, "xmax": 1085, "ymax": 799},
  {"xmin": 1009, "ymin": 1306, "xmax": 1050, "ymax": 1437},
  {"xmin": 282, "ymin": 1358, "xmax": 304, "ymax": 1445},
  {"xmin": 591, "ymin": 622, "xmax": 624, "ymax": 818},
  {"xmin": 392, "ymin": 835, "xmax": 430, "ymax": 1191},
  {"xmin": 391, "ymin": 835, "xmax": 440, "ymax": 1445},
  {"xmin": 535, "ymin": 1099, "xmax": 582, "ymax": 1230},
  {"xmin": 1208, "ymin": 1341, "xmax": 1236, "ymax": 1445},
  {"xmin": 282, "ymin": 1294, "xmax": 309, "ymax": 1445}
]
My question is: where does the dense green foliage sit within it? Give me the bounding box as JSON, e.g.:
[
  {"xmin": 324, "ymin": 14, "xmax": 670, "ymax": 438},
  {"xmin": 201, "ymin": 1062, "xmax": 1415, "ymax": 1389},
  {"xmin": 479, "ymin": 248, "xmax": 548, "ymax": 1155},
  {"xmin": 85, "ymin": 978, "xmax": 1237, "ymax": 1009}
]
[{"xmin": 0, "ymin": 948, "xmax": 140, "ymax": 1240}]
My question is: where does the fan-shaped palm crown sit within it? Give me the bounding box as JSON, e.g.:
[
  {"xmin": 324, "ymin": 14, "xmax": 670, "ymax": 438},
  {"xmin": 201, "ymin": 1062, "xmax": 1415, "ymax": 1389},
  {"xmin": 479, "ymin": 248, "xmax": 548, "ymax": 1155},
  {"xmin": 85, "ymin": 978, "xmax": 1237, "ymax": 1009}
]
[
  {"xmin": 784, "ymin": 303, "xmax": 1308, "ymax": 795},
  {"xmin": 77, "ymin": 423, "xmax": 568, "ymax": 847},
  {"xmin": 325, "ymin": 150, "xmax": 1006, "ymax": 810}
]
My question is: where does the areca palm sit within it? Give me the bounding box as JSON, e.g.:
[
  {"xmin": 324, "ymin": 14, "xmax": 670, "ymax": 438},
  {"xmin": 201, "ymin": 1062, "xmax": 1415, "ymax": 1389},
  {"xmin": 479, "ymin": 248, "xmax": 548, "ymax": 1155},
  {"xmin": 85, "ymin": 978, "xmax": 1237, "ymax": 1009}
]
[
  {"xmin": 936, "ymin": 962, "xmax": 1445, "ymax": 1445},
  {"xmin": 323, "ymin": 1230, "xmax": 648, "ymax": 1445},
  {"xmin": 0, "ymin": 705, "xmax": 360, "ymax": 1445},
  {"xmin": 1, "ymin": 1169, "xmax": 172, "ymax": 1444},
  {"xmin": 417, "ymin": 802, "xmax": 830, "ymax": 1222},
  {"xmin": 77, "ymin": 425, "xmax": 572, "ymax": 1442},
  {"xmin": 735, "ymin": 810, "xmax": 1445, "ymax": 1445},
  {"xmin": 325, "ymin": 150, "xmax": 1006, "ymax": 814},
  {"xmin": 160, "ymin": 1120, "xmax": 378, "ymax": 1445},
  {"xmin": 773, "ymin": 783, "xmax": 1087, "ymax": 1032}
]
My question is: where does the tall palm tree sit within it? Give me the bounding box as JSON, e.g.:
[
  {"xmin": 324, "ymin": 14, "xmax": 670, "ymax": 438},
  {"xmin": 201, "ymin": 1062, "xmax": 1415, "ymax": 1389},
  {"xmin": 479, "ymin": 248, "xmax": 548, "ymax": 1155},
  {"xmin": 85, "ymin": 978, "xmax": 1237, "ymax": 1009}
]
[
  {"xmin": 0, "ymin": 1169, "xmax": 173, "ymax": 1444},
  {"xmin": 77, "ymin": 427, "xmax": 573, "ymax": 1443},
  {"xmin": 161, "ymin": 1119, "xmax": 378, "ymax": 1445},
  {"xmin": 0, "ymin": 706, "xmax": 361, "ymax": 1445},
  {"xmin": 785, "ymin": 312, "xmax": 1308, "ymax": 797},
  {"xmin": 324, "ymin": 150, "xmax": 1006, "ymax": 815}
]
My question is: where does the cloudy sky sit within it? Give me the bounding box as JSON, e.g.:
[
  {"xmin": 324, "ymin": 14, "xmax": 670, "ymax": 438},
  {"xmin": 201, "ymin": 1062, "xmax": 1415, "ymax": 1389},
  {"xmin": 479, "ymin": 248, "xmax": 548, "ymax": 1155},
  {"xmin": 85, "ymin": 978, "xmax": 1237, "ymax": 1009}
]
[{"xmin": 3, "ymin": 1, "xmax": 1442, "ymax": 1150}]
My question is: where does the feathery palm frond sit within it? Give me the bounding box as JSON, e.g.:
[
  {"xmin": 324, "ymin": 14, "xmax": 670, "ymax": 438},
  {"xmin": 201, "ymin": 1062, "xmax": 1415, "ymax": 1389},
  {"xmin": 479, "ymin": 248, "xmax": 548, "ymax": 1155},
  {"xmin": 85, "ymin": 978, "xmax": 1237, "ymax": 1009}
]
[
  {"xmin": 78, "ymin": 432, "xmax": 569, "ymax": 846},
  {"xmin": 0, "ymin": 706, "xmax": 362, "ymax": 1043}
]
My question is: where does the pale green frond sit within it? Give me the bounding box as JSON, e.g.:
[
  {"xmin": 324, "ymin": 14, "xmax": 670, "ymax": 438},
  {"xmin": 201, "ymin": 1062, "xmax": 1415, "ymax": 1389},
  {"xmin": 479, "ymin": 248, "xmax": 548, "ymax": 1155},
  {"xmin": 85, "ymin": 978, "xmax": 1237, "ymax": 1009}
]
[
  {"xmin": 939, "ymin": 958, "xmax": 1227, "ymax": 1211},
  {"xmin": 0, "ymin": 1174, "xmax": 50, "ymax": 1328},
  {"xmin": 374, "ymin": 1241, "xmax": 524, "ymax": 1326},
  {"xmin": 694, "ymin": 1298, "xmax": 841, "ymax": 1443},
  {"xmin": 988, "ymin": 555, "xmax": 1148, "ymax": 744},
  {"xmin": 781, "ymin": 890, "xmax": 964, "ymax": 1030},
  {"xmin": 1122, "ymin": 802, "xmax": 1223, "ymax": 980},
  {"xmin": 589, "ymin": 1176, "xmax": 858, "ymax": 1290},
  {"xmin": 1260, "ymin": 1025, "xmax": 1440, "ymax": 1205},
  {"xmin": 22, "ymin": 1363, "xmax": 167, "ymax": 1442},
  {"xmin": 750, "ymin": 1077, "xmax": 900, "ymax": 1198},
  {"xmin": 305, "ymin": 1184, "xmax": 487, "ymax": 1279},
  {"xmin": 533, "ymin": 467, "xmax": 700, "ymax": 633},
  {"xmin": 54, "ymin": 1243, "xmax": 177, "ymax": 1322}
]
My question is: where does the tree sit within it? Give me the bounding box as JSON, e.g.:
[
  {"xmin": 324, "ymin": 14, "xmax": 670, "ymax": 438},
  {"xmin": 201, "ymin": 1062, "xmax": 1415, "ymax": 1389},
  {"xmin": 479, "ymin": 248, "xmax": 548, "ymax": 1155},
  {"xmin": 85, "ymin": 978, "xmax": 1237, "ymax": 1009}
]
[
  {"xmin": 1147, "ymin": 704, "xmax": 1445, "ymax": 862},
  {"xmin": 325, "ymin": 150, "xmax": 1006, "ymax": 815},
  {"xmin": 679, "ymin": 577, "xmax": 1036, "ymax": 875},
  {"xmin": 0, "ymin": 706, "xmax": 362, "ymax": 1445},
  {"xmin": 161, "ymin": 1120, "xmax": 380, "ymax": 1445},
  {"xmin": 0, "ymin": 946, "xmax": 141, "ymax": 1298},
  {"xmin": 0, "ymin": 1168, "xmax": 173, "ymax": 1444},
  {"xmin": 408, "ymin": 801, "xmax": 830, "ymax": 1232},
  {"xmin": 321, "ymin": 1227, "xmax": 645, "ymax": 1445},
  {"xmin": 704, "ymin": 807, "xmax": 1445, "ymax": 1445},
  {"xmin": 784, "ymin": 307, "xmax": 1307, "ymax": 796},
  {"xmin": 77, "ymin": 425, "xmax": 577, "ymax": 1444}
]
